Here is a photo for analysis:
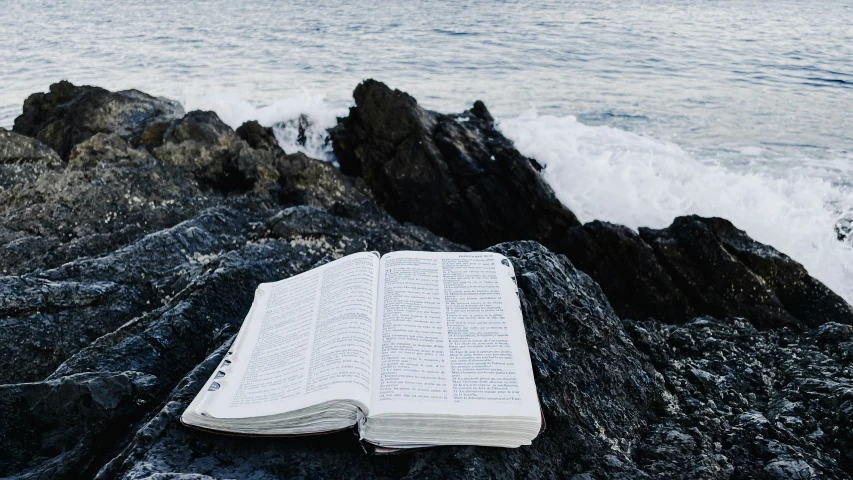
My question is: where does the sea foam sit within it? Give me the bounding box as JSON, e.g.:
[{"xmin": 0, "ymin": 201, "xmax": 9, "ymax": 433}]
[
  {"xmin": 177, "ymin": 88, "xmax": 346, "ymax": 162},
  {"xmin": 498, "ymin": 110, "xmax": 853, "ymax": 303}
]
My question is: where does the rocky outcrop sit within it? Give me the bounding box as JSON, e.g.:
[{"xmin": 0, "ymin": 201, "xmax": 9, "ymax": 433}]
[
  {"xmin": 2, "ymin": 81, "xmax": 852, "ymax": 479},
  {"xmin": 558, "ymin": 220, "xmax": 697, "ymax": 324},
  {"xmin": 329, "ymin": 80, "xmax": 580, "ymax": 250},
  {"xmin": 687, "ymin": 216, "xmax": 853, "ymax": 327},
  {"xmin": 0, "ymin": 83, "xmax": 373, "ymax": 277},
  {"xmin": 626, "ymin": 317, "xmax": 853, "ymax": 478},
  {"xmin": 0, "ymin": 83, "xmax": 464, "ymax": 478},
  {"xmin": 561, "ymin": 217, "xmax": 853, "ymax": 328},
  {"xmin": 0, "ymin": 128, "xmax": 62, "ymax": 191},
  {"xmin": 23, "ymin": 240, "xmax": 847, "ymax": 480},
  {"xmin": 13, "ymin": 80, "xmax": 185, "ymax": 160}
]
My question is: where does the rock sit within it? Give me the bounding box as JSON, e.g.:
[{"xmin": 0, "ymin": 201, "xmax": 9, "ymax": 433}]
[
  {"xmin": 0, "ymin": 103, "xmax": 373, "ymax": 278},
  {"xmin": 0, "ymin": 127, "xmax": 62, "ymax": 191},
  {"xmin": 696, "ymin": 216, "xmax": 853, "ymax": 328},
  {"xmin": 0, "ymin": 208, "xmax": 251, "ymax": 384},
  {"xmin": 836, "ymin": 216, "xmax": 852, "ymax": 243},
  {"xmin": 638, "ymin": 216, "xmax": 852, "ymax": 328},
  {"xmin": 0, "ymin": 79, "xmax": 469, "ymax": 476},
  {"xmin": 80, "ymin": 241, "xmax": 853, "ymax": 479},
  {"xmin": 0, "ymin": 202, "xmax": 461, "ymax": 477},
  {"xmin": 329, "ymin": 79, "xmax": 580, "ymax": 249},
  {"xmin": 235, "ymin": 120, "xmax": 280, "ymax": 152},
  {"xmin": 0, "ymin": 371, "xmax": 158, "ymax": 478},
  {"xmin": 625, "ymin": 316, "xmax": 853, "ymax": 478},
  {"xmin": 329, "ymin": 82, "xmax": 851, "ymax": 330},
  {"xmin": 151, "ymin": 110, "xmax": 371, "ymax": 205},
  {"xmin": 560, "ymin": 216, "xmax": 853, "ymax": 329},
  {"xmin": 13, "ymin": 81, "xmax": 184, "ymax": 160},
  {"xmin": 559, "ymin": 220, "xmax": 696, "ymax": 324},
  {"xmin": 273, "ymin": 152, "xmax": 373, "ymax": 207},
  {"xmin": 0, "ymin": 130, "xmax": 215, "ymax": 276},
  {"xmin": 150, "ymin": 110, "xmax": 279, "ymax": 195},
  {"xmin": 86, "ymin": 241, "xmax": 673, "ymax": 479}
]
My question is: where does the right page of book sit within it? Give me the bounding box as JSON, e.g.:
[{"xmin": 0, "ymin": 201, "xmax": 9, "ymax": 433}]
[{"xmin": 370, "ymin": 251, "xmax": 540, "ymax": 418}]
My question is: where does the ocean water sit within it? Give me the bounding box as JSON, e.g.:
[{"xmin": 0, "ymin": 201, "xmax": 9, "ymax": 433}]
[{"xmin": 1, "ymin": 0, "xmax": 851, "ymax": 301}]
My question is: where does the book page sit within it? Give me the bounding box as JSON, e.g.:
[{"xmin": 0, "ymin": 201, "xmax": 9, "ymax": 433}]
[
  {"xmin": 201, "ymin": 252, "xmax": 379, "ymax": 419},
  {"xmin": 370, "ymin": 251, "xmax": 539, "ymax": 418}
]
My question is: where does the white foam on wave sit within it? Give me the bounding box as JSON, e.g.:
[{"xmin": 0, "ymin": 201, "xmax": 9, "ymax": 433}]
[
  {"xmin": 176, "ymin": 88, "xmax": 347, "ymax": 161},
  {"xmin": 498, "ymin": 110, "xmax": 853, "ymax": 303}
]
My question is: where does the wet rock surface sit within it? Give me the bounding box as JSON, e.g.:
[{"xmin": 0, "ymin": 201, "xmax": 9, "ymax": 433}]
[{"xmin": 1, "ymin": 81, "xmax": 852, "ymax": 479}]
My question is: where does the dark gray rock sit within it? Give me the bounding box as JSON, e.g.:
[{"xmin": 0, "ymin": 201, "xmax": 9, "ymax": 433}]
[
  {"xmin": 235, "ymin": 120, "xmax": 280, "ymax": 152},
  {"xmin": 149, "ymin": 110, "xmax": 279, "ymax": 195},
  {"xmin": 559, "ymin": 220, "xmax": 696, "ymax": 324},
  {"xmin": 638, "ymin": 216, "xmax": 852, "ymax": 329},
  {"xmin": 88, "ymin": 241, "xmax": 673, "ymax": 480},
  {"xmin": 626, "ymin": 315, "xmax": 853, "ymax": 478},
  {"xmin": 695, "ymin": 216, "xmax": 853, "ymax": 328},
  {"xmin": 327, "ymin": 82, "xmax": 851, "ymax": 330},
  {"xmin": 0, "ymin": 82, "xmax": 468, "ymax": 477},
  {"xmin": 0, "ymin": 128, "xmax": 62, "ymax": 191},
  {"xmin": 13, "ymin": 80, "xmax": 184, "ymax": 160},
  {"xmin": 0, "ymin": 202, "xmax": 461, "ymax": 477},
  {"xmin": 1, "ymin": 97, "xmax": 372, "ymax": 278},
  {"xmin": 0, "ymin": 371, "xmax": 158, "ymax": 478},
  {"xmin": 88, "ymin": 241, "xmax": 853, "ymax": 479},
  {"xmin": 561, "ymin": 217, "xmax": 853, "ymax": 329},
  {"xmin": 0, "ymin": 130, "xmax": 215, "ymax": 276},
  {"xmin": 329, "ymin": 79, "xmax": 580, "ymax": 249}
]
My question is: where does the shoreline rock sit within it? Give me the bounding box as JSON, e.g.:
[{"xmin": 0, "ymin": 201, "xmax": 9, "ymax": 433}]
[
  {"xmin": 329, "ymin": 80, "xmax": 581, "ymax": 250},
  {"xmin": 1, "ymin": 81, "xmax": 851, "ymax": 479}
]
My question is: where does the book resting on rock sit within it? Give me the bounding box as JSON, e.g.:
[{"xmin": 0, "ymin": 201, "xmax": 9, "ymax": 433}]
[{"xmin": 181, "ymin": 251, "xmax": 542, "ymax": 450}]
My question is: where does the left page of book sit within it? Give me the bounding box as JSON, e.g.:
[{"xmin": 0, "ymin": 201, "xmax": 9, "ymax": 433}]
[{"xmin": 197, "ymin": 251, "xmax": 380, "ymax": 419}]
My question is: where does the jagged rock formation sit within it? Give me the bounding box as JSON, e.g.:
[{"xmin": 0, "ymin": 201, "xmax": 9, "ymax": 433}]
[
  {"xmin": 329, "ymin": 79, "xmax": 580, "ymax": 250},
  {"xmin": 1, "ymin": 81, "xmax": 852, "ymax": 479},
  {"xmin": 0, "ymin": 128, "xmax": 63, "ymax": 191}
]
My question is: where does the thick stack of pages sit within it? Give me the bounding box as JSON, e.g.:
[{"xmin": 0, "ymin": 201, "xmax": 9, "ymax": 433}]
[{"xmin": 182, "ymin": 251, "xmax": 542, "ymax": 449}]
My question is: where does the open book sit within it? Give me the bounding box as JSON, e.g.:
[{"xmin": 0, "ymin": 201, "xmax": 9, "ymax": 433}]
[{"xmin": 181, "ymin": 251, "xmax": 542, "ymax": 450}]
